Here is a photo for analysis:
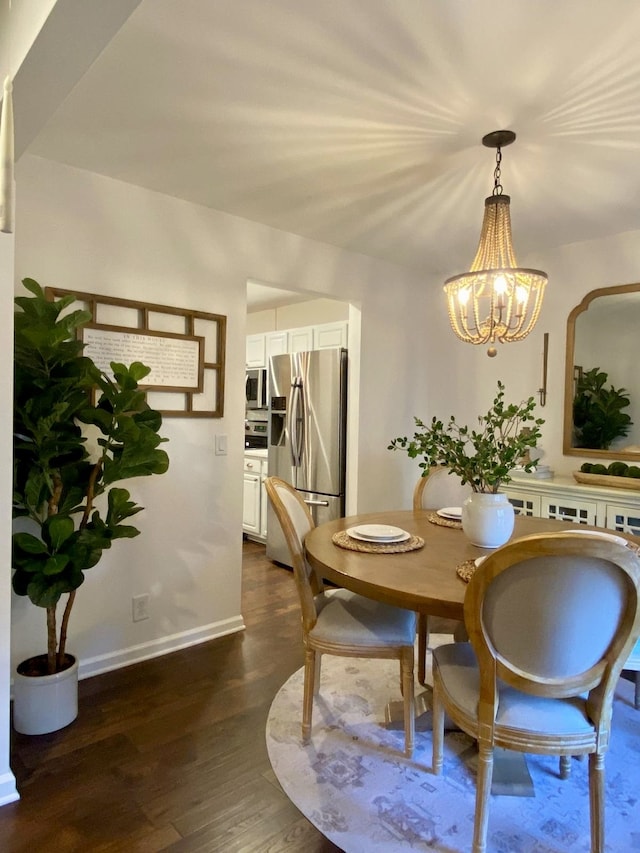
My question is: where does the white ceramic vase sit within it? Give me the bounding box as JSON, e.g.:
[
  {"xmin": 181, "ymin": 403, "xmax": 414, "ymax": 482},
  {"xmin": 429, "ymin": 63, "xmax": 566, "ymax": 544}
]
[
  {"xmin": 13, "ymin": 654, "xmax": 79, "ymax": 735},
  {"xmin": 461, "ymin": 491, "xmax": 515, "ymax": 549}
]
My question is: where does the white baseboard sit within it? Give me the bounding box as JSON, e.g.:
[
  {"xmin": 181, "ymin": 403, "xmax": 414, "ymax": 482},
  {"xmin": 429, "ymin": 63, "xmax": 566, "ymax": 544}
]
[
  {"xmin": 77, "ymin": 616, "xmax": 246, "ymax": 680},
  {"xmin": 0, "ymin": 771, "xmax": 19, "ymax": 806}
]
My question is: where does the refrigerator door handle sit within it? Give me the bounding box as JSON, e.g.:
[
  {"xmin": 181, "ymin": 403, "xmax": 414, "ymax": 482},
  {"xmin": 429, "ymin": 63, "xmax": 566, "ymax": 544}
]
[
  {"xmin": 303, "ymin": 499, "xmax": 330, "ymax": 507},
  {"xmin": 289, "ymin": 377, "xmax": 304, "ymax": 467},
  {"xmin": 287, "ymin": 380, "xmax": 298, "ymax": 467}
]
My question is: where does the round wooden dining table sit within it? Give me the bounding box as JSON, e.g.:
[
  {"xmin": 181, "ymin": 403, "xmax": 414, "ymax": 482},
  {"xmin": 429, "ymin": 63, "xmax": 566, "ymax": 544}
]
[
  {"xmin": 304, "ymin": 508, "xmax": 612, "ymax": 620},
  {"xmin": 305, "ymin": 508, "xmax": 639, "ymax": 796}
]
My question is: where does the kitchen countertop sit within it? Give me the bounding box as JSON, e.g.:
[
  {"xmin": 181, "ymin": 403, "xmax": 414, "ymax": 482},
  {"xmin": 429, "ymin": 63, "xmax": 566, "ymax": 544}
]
[{"xmin": 244, "ymin": 448, "xmax": 268, "ymax": 458}]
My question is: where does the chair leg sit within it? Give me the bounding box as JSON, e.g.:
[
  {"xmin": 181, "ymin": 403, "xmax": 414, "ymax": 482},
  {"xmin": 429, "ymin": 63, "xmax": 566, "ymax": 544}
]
[
  {"xmin": 401, "ymin": 648, "xmax": 415, "ymax": 758},
  {"xmin": 559, "ymin": 754, "xmax": 572, "ymax": 779},
  {"xmin": 634, "ymin": 671, "xmax": 640, "ymax": 710},
  {"xmin": 418, "ymin": 613, "xmax": 428, "ymax": 685},
  {"xmin": 588, "ymin": 751, "xmax": 605, "ymax": 853},
  {"xmin": 432, "ymin": 682, "xmax": 445, "ymax": 774},
  {"xmin": 473, "ymin": 742, "xmax": 494, "ymax": 853},
  {"xmin": 313, "ymin": 652, "xmax": 322, "ymax": 697},
  {"xmin": 302, "ymin": 647, "xmax": 316, "ymax": 743}
]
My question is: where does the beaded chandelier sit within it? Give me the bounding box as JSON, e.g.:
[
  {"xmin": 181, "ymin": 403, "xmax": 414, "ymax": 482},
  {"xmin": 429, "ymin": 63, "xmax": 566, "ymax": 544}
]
[{"xmin": 444, "ymin": 130, "xmax": 547, "ymax": 357}]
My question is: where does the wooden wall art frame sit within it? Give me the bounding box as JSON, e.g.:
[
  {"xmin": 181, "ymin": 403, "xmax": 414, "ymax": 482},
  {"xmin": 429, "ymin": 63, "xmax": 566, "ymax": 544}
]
[{"xmin": 46, "ymin": 288, "xmax": 226, "ymax": 418}]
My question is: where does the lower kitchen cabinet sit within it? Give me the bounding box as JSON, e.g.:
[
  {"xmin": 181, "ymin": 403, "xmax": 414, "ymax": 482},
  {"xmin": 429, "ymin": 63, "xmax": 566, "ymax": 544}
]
[{"xmin": 243, "ymin": 453, "xmax": 268, "ymax": 541}]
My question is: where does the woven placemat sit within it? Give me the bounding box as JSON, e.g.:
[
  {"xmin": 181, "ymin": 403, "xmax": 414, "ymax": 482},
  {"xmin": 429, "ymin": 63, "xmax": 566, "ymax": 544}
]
[
  {"xmin": 456, "ymin": 559, "xmax": 477, "ymax": 583},
  {"xmin": 426, "ymin": 510, "xmax": 462, "ymax": 530},
  {"xmin": 332, "ymin": 530, "xmax": 425, "ymax": 554}
]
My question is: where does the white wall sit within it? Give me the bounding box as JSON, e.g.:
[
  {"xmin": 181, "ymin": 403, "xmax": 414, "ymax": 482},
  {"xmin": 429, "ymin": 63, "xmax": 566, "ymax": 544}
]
[
  {"xmin": 416, "ymin": 229, "xmax": 640, "ymax": 482},
  {"xmin": 538, "ymin": 230, "xmax": 640, "ymax": 474},
  {"xmin": 247, "ymin": 297, "xmax": 349, "ymax": 334},
  {"xmin": 11, "ymin": 153, "xmax": 431, "ymax": 679}
]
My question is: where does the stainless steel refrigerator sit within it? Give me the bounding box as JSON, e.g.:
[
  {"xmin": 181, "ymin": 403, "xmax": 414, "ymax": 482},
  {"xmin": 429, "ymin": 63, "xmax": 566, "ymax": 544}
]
[{"xmin": 266, "ymin": 348, "xmax": 347, "ymax": 566}]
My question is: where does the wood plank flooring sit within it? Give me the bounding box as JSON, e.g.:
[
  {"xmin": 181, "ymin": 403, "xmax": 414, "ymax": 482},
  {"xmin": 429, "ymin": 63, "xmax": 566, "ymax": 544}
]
[{"xmin": 0, "ymin": 540, "xmax": 342, "ymax": 852}]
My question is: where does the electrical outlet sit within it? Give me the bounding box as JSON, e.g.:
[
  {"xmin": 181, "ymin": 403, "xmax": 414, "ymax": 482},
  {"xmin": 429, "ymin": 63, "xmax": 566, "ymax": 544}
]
[{"xmin": 132, "ymin": 593, "xmax": 150, "ymax": 622}]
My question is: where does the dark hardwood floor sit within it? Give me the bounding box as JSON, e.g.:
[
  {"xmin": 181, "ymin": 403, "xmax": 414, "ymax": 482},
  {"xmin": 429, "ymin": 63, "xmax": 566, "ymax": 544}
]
[{"xmin": 0, "ymin": 539, "xmax": 343, "ymax": 852}]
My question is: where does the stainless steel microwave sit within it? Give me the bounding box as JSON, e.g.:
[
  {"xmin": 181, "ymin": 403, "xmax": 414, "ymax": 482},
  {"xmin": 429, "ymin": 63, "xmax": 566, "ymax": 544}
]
[{"xmin": 245, "ymin": 368, "xmax": 267, "ymax": 409}]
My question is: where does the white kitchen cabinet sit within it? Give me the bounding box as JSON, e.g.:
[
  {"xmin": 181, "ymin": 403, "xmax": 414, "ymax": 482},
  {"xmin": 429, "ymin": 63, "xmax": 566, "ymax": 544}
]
[
  {"xmin": 288, "ymin": 325, "xmax": 314, "ymax": 352},
  {"xmin": 246, "ymin": 321, "xmax": 348, "ymax": 367},
  {"xmin": 266, "ymin": 330, "xmax": 289, "ymax": 359},
  {"xmin": 313, "ymin": 320, "xmax": 348, "ymax": 350},
  {"xmin": 246, "ymin": 334, "xmax": 267, "ymax": 368},
  {"xmin": 243, "ymin": 453, "xmax": 268, "ymax": 540}
]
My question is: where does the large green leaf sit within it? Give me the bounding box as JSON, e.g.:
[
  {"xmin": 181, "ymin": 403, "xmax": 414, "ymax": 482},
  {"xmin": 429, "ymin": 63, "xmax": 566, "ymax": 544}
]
[
  {"xmin": 13, "ymin": 532, "xmax": 48, "ymax": 555},
  {"xmin": 110, "ymin": 525, "xmax": 141, "ymax": 540},
  {"xmin": 26, "ymin": 573, "xmax": 81, "ymax": 608},
  {"xmin": 106, "ymin": 488, "xmax": 143, "ymax": 524},
  {"xmin": 43, "ymin": 553, "xmax": 70, "ymax": 575},
  {"xmin": 44, "ymin": 515, "xmax": 75, "ymax": 551},
  {"xmin": 133, "ymin": 408, "xmax": 162, "ymax": 432}
]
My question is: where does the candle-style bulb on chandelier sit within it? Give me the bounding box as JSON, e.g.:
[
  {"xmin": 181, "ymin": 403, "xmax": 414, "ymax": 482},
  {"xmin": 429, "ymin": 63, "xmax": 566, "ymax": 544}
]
[{"xmin": 444, "ymin": 130, "xmax": 547, "ymax": 357}]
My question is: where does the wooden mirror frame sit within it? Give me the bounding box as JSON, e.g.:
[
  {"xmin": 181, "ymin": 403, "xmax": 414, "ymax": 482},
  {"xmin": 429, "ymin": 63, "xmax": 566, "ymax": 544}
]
[{"xmin": 564, "ymin": 282, "xmax": 640, "ymax": 459}]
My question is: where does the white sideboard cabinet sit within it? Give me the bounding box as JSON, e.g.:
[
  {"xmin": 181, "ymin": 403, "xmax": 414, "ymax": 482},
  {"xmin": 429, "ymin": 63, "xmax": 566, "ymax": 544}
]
[{"xmin": 503, "ymin": 475, "xmax": 640, "ymax": 535}]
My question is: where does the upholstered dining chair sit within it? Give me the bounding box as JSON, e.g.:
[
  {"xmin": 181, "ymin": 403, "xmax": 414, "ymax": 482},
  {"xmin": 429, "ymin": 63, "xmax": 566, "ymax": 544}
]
[
  {"xmin": 432, "ymin": 531, "xmax": 640, "ymax": 853},
  {"xmin": 414, "ymin": 466, "xmax": 472, "ymax": 683},
  {"xmin": 265, "ymin": 476, "xmax": 417, "ymax": 757}
]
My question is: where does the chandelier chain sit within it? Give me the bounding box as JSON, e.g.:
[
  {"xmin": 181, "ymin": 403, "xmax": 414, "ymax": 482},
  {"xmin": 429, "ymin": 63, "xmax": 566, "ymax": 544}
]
[{"xmin": 492, "ymin": 147, "xmax": 503, "ymax": 196}]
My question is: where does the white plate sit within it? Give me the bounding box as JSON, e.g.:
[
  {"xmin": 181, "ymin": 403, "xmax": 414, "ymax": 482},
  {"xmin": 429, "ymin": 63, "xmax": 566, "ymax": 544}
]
[
  {"xmin": 561, "ymin": 529, "xmax": 628, "ymax": 547},
  {"xmin": 474, "ymin": 556, "xmax": 487, "ymax": 568},
  {"xmin": 347, "ymin": 525, "xmax": 411, "ymax": 543},
  {"xmin": 437, "ymin": 506, "xmax": 462, "ymax": 520}
]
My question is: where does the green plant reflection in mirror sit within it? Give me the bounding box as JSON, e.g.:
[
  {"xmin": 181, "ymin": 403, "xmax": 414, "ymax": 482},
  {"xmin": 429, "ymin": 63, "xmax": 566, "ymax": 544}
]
[
  {"xmin": 572, "ymin": 367, "xmax": 632, "ymax": 449},
  {"xmin": 564, "ymin": 283, "xmax": 640, "ymax": 459}
]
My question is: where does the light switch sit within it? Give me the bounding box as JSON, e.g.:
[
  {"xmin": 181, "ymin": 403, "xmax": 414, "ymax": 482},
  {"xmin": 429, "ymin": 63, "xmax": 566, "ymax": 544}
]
[{"xmin": 215, "ymin": 434, "xmax": 228, "ymax": 456}]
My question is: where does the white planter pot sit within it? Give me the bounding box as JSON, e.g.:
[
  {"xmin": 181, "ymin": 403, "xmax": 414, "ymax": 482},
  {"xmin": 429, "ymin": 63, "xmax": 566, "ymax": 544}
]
[
  {"xmin": 13, "ymin": 654, "xmax": 79, "ymax": 735},
  {"xmin": 462, "ymin": 491, "xmax": 515, "ymax": 549}
]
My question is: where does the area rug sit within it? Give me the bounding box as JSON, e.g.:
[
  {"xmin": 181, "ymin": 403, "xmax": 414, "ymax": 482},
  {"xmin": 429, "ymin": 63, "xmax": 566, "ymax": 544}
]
[{"xmin": 266, "ymin": 638, "xmax": 640, "ymax": 853}]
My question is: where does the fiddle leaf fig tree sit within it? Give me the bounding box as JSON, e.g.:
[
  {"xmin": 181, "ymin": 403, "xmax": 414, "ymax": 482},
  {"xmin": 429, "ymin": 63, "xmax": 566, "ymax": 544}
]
[{"xmin": 12, "ymin": 278, "xmax": 170, "ymax": 675}]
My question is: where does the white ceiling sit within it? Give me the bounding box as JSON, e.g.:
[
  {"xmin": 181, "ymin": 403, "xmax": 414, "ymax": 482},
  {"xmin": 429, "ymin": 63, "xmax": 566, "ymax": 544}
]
[
  {"xmin": 245, "ymin": 280, "xmax": 313, "ymax": 312},
  {"xmin": 24, "ymin": 0, "xmax": 640, "ymax": 306}
]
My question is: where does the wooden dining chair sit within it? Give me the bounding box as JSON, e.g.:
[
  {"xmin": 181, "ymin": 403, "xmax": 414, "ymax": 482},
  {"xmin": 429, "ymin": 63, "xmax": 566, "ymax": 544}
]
[
  {"xmin": 265, "ymin": 476, "xmax": 417, "ymax": 757},
  {"xmin": 432, "ymin": 531, "xmax": 640, "ymax": 853},
  {"xmin": 414, "ymin": 466, "xmax": 472, "ymax": 683}
]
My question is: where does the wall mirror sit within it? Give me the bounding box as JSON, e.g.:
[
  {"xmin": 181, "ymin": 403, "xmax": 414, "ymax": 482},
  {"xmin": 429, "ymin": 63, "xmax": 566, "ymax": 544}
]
[{"xmin": 564, "ymin": 283, "xmax": 640, "ymax": 459}]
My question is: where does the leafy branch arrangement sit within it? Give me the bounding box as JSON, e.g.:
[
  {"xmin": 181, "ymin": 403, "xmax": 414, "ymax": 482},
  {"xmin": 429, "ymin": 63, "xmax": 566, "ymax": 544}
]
[
  {"xmin": 12, "ymin": 279, "xmax": 170, "ymax": 675},
  {"xmin": 389, "ymin": 381, "xmax": 544, "ymax": 493}
]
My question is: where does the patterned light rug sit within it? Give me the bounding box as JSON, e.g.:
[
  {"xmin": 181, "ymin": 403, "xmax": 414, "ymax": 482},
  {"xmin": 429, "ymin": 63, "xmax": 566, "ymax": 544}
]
[{"xmin": 266, "ymin": 639, "xmax": 640, "ymax": 853}]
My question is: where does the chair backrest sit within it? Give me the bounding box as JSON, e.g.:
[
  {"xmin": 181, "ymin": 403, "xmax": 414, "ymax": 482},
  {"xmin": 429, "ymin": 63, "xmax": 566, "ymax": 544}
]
[
  {"xmin": 264, "ymin": 476, "xmax": 323, "ymax": 632},
  {"xmin": 464, "ymin": 531, "xmax": 640, "ymax": 731},
  {"xmin": 413, "ymin": 465, "xmax": 472, "ymax": 510}
]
